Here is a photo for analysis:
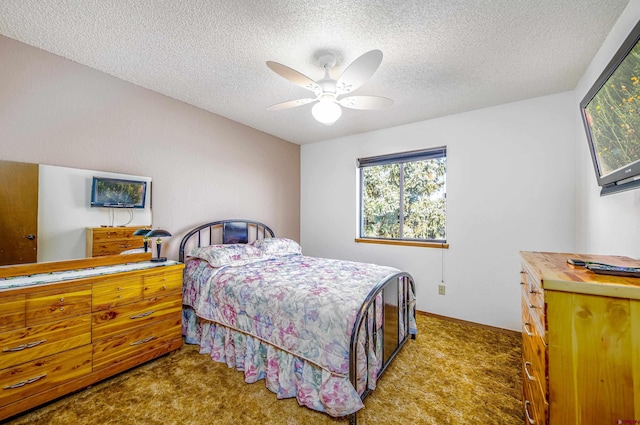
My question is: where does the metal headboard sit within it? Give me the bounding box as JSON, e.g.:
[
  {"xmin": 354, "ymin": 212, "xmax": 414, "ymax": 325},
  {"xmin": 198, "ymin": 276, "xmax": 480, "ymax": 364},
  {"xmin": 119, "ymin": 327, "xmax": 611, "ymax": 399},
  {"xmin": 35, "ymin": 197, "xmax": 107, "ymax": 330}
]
[{"xmin": 179, "ymin": 219, "xmax": 275, "ymax": 262}]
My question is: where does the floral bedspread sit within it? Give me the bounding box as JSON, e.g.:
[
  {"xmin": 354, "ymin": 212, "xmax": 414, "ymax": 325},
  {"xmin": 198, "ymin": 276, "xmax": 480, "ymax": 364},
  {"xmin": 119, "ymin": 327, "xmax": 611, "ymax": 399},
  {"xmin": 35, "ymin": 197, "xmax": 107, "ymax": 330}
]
[
  {"xmin": 183, "ymin": 255, "xmax": 400, "ymax": 376},
  {"xmin": 182, "ymin": 255, "xmax": 416, "ymax": 416}
]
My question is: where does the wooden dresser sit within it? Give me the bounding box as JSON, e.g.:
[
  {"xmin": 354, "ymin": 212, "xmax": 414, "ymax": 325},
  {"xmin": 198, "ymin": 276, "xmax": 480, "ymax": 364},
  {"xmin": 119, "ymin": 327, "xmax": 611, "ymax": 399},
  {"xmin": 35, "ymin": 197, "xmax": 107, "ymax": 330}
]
[
  {"xmin": 0, "ymin": 254, "xmax": 183, "ymax": 422},
  {"xmin": 520, "ymin": 251, "xmax": 640, "ymax": 425}
]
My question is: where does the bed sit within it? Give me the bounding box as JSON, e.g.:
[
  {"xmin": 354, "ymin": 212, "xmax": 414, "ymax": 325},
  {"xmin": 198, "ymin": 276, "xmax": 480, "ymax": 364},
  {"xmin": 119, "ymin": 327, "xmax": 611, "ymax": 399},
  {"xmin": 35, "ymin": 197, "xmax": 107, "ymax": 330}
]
[{"xmin": 179, "ymin": 220, "xmax": 416, "ymax": 424}]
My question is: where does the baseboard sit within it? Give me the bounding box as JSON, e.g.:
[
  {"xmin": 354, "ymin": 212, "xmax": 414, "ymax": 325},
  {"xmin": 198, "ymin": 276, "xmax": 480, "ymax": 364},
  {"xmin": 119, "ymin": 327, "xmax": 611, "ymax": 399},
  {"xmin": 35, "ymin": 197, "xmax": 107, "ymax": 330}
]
[{"xmin": 416, "ymin": 310, "xmax": 520, "ymax": 337}]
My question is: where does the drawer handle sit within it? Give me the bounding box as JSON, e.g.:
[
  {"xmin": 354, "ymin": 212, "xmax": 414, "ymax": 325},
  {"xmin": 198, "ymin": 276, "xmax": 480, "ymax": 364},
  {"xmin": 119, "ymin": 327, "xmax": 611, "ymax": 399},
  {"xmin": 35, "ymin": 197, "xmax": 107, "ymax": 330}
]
[
  {"xmin": 528, "ymin": 303, "xmax": 538, "ymax": 309},
  {"xmin": 60, "ymin": 297, "xmax": 65, "ymax": 302},
  {"xmin": 523, "ymin": 322, "xmax": 534, "ymax": 337},
  {"xmin": 528, "ymin": 288, "xmax": 539, "ymax": 294},
  {"xmin": 130, "ymin": 336, "xmax": 156, "ymax": 346},
  {"xmin": 3, "ymin": 374, "xmax": 47, "ymax": 390},
  {"xmin": 2, "ymin": 339, "xmax": 47, "ymax": 352},
  {"xmin": 130, "ymin": 310, "xmax": 156, "ymax": 319},
  {"xmin": 524, "ymin": 361, "xmax": 535, "ymax": 381},
  {"xmin": 524, "ymin": 400, "xmax": 535, "ymax": 424}
]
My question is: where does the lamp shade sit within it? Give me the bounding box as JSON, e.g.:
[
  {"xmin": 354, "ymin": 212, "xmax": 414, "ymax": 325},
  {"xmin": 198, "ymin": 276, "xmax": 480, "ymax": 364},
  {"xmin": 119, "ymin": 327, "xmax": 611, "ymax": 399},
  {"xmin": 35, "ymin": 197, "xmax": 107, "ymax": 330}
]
[
  {"xmin": 311, "ymin": 98, "xmax": 342, "ymax": 125},
  {"xmin": 148, "ymin": 229, "xmax": 172, "ymax": 262},
  {"xmin": 133, "ymin": 228, "xmax": 152, "ymax": 252},
  {"xmin": 146, "ymin": 229, "xmax": 172, "ymax": 238},
  {"xmin": 133, "ymin": 228, "xmax": 152, "ymax": 236}
]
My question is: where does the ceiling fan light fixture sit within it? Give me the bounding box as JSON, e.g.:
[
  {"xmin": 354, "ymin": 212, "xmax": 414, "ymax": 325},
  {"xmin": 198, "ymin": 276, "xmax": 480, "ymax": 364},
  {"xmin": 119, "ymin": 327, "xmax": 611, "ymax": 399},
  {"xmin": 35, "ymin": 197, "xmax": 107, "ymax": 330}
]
[
  {"xmin": 312, "ymin": 97, "xmax": 342, "ymax": 125},
  {"xmin": 267, "ymin": 49, "xmax": 390, "ymax": 126}
]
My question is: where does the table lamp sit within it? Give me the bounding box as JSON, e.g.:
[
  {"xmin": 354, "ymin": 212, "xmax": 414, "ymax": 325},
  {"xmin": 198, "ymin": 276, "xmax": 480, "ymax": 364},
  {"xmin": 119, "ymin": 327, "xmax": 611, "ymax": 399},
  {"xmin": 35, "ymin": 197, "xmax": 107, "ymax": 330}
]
[
  {"xmin": 132, "ymin": 228, "xmax": 152, "ymax": 252},
  {"xmin": 147, "ymin": 229, "xmax": 172, "ymax": 262}
]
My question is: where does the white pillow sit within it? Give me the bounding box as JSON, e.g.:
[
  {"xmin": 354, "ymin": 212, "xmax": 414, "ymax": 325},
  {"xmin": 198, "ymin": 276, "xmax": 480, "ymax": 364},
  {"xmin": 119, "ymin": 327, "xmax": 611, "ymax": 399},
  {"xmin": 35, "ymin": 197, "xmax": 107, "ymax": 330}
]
[
  {"xmin": 188, "ymin": 244, "xmax": 265, "ymax": 267},
  {"xmin": 250, "ymin": 238, "xmax": 302, "ymax": 256}
]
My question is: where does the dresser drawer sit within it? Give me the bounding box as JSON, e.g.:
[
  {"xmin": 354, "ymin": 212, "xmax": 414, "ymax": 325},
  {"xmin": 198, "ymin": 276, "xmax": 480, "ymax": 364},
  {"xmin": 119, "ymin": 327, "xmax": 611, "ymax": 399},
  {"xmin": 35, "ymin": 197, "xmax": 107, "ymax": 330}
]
[
  {"xmin": 91, "ymin": 227, "xmax": 144, "ymax": 240},
  {"xmin": 143, "ymin": 270, "xmax": 182, "ymax": 297},
  {"xmin": 0, "ymin": 344, "xmax": 92, "ymax": 408},
  {"xmin": 92, "ymin": 294, "xmax": 182, "ymax": 340},
  {"xmin": 0, "ymin": 316, "xmax": 91, "ymax": 370},
  {"xmin": 93, "ymin": 316, "xmax": 182, "ymax": 371},
  {"xmin": 523, "ymin": 366, "xmax": 548, "ymax": 425},
  {"xmin": 0, "ymin": 294, "xmax": 25, "ymax": 333},
  {"xmin": 521, "ymin": 273, "xmax": 546, "ymax": 343},
  {"xmin": 26, "ymin": 285, "xmax": 91, "ymax": 326},
  {"xmin": 91, "ymin": 240, "xmax": 144, "ymax": 257},
  {"xmin": 522, "ymin": 275, "xmax": 544, "ymax": 311},
  {"xmin": 92, "ymin": 275, "xmax": 143, "ymax": 311},
  {"xmin": 522, "ymin": 308, "xmax": 547, "ymax": 401}
]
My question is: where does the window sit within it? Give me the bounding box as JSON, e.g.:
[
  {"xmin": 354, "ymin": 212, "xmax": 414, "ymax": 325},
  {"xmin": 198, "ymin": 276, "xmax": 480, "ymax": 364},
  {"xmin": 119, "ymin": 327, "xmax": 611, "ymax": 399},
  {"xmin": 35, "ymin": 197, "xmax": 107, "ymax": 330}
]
[{"xmin": 358, "ymin": 147, "xmax": 446, "ymax": 244}]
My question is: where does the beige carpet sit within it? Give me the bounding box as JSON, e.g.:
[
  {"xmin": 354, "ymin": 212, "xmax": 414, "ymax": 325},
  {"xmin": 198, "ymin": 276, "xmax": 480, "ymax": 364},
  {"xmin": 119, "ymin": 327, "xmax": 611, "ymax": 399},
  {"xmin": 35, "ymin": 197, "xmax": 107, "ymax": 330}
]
[{"xmin": 5, "ymin": 314, "xmax": 523, "ymax": 425}]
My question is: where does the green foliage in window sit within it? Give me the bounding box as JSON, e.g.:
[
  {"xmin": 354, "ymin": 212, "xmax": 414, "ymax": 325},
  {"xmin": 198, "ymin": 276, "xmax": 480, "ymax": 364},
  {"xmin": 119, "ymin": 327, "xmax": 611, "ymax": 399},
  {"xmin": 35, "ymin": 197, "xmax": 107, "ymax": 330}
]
[
  {"xmin": 362, "ymin": 164, "xmax": 400, "ymax": 238},
  {"xmin": 403, "ymin": 159, "xmax": 446, "ymax": 240}
]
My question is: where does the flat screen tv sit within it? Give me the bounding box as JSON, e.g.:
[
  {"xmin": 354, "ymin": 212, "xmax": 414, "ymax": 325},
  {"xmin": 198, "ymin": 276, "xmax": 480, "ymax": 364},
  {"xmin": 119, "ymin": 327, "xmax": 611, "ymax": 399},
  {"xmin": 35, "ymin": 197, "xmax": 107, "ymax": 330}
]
[
  {"xmin": 581, "ymin": 20, "xmax": 640, "ymax": 196},
  {"xmin": 91, "ymin": 177, "xmax": 147, "ymax": 208}
]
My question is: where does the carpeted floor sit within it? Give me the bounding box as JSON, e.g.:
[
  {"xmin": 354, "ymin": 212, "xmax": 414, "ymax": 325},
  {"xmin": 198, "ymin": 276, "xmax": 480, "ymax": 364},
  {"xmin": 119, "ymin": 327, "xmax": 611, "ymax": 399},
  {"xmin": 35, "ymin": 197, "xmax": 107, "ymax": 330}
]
[{"xmin": 4, "ymin": 314, "xmax": 523, "ymax": 425}]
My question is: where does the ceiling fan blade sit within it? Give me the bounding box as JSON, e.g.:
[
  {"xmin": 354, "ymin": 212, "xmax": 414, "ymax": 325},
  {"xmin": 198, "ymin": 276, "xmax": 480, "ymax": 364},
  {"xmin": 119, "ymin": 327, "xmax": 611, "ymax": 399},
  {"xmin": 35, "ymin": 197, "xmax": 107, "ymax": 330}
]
[
  {"xmin": 338, "ymin": 95, "xmax": 393, "ymax": 110},
  {"xmin": 266, "ymin": 98, "xmax": 316, "ymax": 111},
  {"xmin": 266, "ymin": 61, "xmax": 320, "ymax": 93},
  {"xmin": 336, "ymin": 50, "xmax": 383, "ymax": 95}
]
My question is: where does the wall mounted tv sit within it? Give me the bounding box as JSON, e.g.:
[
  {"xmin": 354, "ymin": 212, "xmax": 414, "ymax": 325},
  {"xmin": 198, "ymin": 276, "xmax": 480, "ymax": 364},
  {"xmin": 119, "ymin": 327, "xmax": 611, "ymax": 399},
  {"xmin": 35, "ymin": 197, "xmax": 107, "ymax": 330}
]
[
  {"xmin": 91, "ymin": 177, "xmax": 147, "ymax": 208},
  {"xmin": 581, "ymin": 20, "xmax": 640, "ymax": 196}
]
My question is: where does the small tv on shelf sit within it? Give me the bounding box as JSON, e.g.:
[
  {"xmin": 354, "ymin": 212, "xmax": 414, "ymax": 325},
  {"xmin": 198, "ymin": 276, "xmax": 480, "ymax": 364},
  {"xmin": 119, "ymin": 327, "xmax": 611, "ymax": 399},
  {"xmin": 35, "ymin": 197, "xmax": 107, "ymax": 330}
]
[
  {"xmin": 91, "ymin": 177, "xmax": 147, "ymax": 208},
  {"xmin": 581, "ymin": 20, "xmax": 640, "ymax": 196}
]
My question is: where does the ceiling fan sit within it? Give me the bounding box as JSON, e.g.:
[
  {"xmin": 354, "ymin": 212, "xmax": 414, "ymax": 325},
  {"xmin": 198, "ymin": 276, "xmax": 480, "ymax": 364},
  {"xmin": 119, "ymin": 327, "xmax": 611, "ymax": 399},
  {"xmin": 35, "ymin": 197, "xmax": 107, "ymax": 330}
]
[{"xmin": 266, "ymin": 50, "xmax": 393, "ymax": 126}]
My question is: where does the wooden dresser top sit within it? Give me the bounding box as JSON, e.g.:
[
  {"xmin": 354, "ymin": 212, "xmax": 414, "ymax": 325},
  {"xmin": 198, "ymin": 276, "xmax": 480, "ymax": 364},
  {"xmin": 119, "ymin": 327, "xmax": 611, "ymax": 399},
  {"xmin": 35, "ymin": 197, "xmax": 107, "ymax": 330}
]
[{"xmin": 520, "ymin": 251, "xmax": 640, "ymax": 300}]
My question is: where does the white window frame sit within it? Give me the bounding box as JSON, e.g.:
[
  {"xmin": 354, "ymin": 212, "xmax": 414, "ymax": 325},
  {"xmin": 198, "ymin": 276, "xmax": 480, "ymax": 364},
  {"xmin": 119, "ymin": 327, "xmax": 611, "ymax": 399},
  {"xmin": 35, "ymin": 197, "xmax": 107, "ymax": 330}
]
[{"xmin": 357, "ymin": 147, "xmax": 447, "ymax": 246}]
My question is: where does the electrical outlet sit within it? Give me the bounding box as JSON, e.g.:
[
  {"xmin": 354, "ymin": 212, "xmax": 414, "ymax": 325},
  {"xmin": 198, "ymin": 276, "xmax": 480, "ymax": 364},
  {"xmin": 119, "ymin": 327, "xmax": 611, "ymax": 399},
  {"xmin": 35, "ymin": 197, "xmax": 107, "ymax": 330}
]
[{"xmin": 438, "ymin": 285, "xmax": 446, "ymax": 295}]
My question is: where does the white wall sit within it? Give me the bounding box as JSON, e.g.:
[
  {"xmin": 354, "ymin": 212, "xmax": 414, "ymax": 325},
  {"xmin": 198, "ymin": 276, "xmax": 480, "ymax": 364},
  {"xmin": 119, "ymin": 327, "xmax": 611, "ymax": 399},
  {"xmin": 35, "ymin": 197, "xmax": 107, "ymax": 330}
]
[
  {"xmin": 575, "ymin": 0, "xmax": 640, "ymax": 257},
  {"xmin": 38, "ymin": 165, "xmax": 152, "ymax": 262},
  {"xmin": 301, "ymin": 92, "xmax": 576, "ymax": 331}
]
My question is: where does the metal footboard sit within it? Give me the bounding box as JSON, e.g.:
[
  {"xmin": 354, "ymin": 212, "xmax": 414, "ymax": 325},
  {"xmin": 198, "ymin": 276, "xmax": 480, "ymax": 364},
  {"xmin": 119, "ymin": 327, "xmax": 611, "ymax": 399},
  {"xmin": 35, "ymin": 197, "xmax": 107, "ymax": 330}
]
[{"xmin": 348, "ymin": 272, "xmax": 416, "ymax": 425}]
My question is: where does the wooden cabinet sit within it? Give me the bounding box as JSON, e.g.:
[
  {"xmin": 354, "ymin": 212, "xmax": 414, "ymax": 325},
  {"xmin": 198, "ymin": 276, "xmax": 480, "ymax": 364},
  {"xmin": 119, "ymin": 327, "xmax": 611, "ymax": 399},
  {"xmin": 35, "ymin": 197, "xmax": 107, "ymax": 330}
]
[
  {"xmin": 86, "ymin": 226, "xmax": 148, "ymax": 257},
  {"xmin": 520, "ymin": 251, "xmax": 640, "ymax": 424},
  {"xmin": 0, "ymin": 258, "xmax": 183, "ymax": 421}
]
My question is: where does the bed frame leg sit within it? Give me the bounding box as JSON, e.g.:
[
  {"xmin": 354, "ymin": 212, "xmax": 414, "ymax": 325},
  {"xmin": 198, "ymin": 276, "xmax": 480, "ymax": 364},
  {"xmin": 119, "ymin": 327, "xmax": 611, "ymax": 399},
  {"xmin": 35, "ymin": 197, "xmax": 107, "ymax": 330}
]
[{"xmin": 349, "ymin": 412, "xmax": 357, "ymax": 425}]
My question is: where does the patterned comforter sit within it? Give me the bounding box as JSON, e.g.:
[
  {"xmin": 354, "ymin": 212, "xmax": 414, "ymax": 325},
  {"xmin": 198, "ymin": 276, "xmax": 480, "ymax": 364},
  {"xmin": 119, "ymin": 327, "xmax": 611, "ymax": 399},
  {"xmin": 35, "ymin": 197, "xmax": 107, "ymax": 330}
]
[{"xmin": 182, "ymin": 254, "xmax": 415, "ymax": 416}]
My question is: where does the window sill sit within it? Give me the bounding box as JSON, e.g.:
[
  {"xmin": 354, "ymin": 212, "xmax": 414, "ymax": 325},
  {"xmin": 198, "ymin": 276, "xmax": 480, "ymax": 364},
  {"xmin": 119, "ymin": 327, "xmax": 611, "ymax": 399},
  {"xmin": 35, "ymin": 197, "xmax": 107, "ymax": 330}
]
[{"xmin": 354, "ymin": 238, "xmax": 449, "ymax": 249}]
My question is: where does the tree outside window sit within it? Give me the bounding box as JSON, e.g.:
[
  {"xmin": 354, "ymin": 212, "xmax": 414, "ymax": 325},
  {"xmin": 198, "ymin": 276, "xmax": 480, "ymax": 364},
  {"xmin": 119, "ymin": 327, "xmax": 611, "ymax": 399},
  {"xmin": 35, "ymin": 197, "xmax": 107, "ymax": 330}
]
[{"xmin": 359, "ymin": 147, "xmax": 446, "ymax": 242}]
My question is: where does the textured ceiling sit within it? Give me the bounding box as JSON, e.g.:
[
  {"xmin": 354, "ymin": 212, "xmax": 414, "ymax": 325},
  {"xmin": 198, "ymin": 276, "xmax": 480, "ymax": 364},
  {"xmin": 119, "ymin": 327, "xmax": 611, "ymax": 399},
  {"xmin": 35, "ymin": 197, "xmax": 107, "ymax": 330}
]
[{"xmin": 0, "ymin": 0, "xmax": 630, "ymax": 145}]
